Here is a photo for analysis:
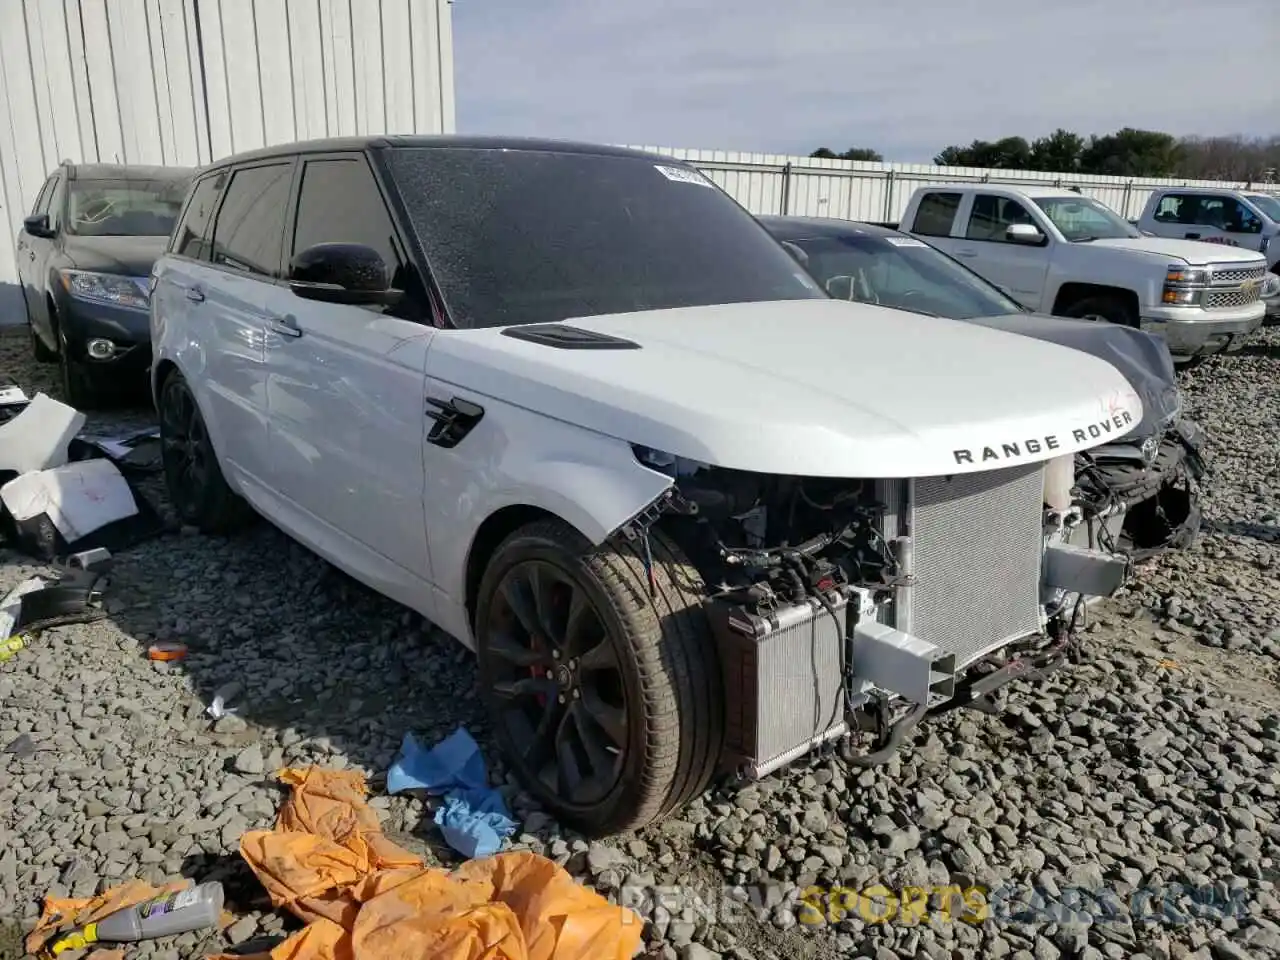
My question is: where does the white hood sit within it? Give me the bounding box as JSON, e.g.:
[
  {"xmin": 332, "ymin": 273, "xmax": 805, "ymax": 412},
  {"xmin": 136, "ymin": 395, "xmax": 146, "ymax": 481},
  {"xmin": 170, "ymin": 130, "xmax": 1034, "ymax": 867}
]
[
  {"xmin": 425, "ymin": 299, "xmax": 1143, "ymax": 479},
  {"xmin": 1091, "ymin": 236, "xmax": 1267, "ymax": 266}
]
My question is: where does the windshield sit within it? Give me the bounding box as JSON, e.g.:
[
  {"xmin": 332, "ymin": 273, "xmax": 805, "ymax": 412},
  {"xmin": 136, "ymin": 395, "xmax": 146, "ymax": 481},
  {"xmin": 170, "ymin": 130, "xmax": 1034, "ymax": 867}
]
[
  {"xmin": 65, "ymin": 178, "xmax": 189, "ymax": 237},
  {"xmin": 1033, "ymin": 196, "xmax": 1140, "ymax": 241},
  {"xmin": 1244, "ymin": 194, "xmax": 1280, "ymax": 222},
  {"xmin": 777, "ymin": 231, "xmax": 1025, "ymax": 320},
  {"xmin": 383, "ymin": 147, "xmax": 825, "ymax": 328}
]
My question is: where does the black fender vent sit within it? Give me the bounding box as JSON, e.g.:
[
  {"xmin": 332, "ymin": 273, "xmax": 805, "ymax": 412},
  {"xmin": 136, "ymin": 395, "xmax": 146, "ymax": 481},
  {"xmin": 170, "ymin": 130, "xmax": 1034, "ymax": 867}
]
[{"xmin": 500, "ymin": 323, "xmax": 640, "ymax": 350}]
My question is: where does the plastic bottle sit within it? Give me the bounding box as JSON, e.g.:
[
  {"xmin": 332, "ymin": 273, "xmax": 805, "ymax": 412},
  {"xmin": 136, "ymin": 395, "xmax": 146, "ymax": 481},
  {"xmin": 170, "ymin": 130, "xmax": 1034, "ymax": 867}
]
[{"xmin": 49, "ymin": 882, "xmax": 224, "ymax": 954}]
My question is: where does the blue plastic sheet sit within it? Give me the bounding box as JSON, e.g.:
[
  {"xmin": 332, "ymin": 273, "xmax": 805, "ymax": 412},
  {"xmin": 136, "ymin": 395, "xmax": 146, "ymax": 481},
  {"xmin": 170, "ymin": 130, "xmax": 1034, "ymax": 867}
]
[{"xmin": 387, "ymin": 727, "xmax": 517, "ymax": 859}]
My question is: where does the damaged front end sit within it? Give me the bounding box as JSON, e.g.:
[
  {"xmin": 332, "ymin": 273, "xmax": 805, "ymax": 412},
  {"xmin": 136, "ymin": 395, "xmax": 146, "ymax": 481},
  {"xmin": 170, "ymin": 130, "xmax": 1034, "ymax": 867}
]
[
  {"xmin": 623, "ymin": 446, "xmax": 1130, "ymax": 780},
  {"xmin": 1070, "ymin": 417, "xmax": 1207, "ymax": 564}
]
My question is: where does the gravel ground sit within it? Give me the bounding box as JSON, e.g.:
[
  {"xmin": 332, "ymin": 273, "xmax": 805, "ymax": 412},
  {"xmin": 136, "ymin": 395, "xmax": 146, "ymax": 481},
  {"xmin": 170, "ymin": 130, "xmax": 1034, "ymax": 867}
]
[{"xmin": 1, "ymin": 325, "xmax": 1278, "ymax": 960}]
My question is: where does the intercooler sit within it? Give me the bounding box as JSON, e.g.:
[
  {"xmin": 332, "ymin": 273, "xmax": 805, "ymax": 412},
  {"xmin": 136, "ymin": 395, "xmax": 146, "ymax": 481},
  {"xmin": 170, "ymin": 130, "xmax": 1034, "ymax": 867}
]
[{"xmin": 711, "ymin": 463, "xmax": 1047, "ymax": 778}]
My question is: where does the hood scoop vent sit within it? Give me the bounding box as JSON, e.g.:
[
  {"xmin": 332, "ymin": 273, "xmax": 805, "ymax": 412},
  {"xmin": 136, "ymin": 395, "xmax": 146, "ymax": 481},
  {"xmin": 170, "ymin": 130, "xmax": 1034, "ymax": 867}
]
[{"xmin": 500, "ymin": 323, "xmax": 640, "ymax": 350}]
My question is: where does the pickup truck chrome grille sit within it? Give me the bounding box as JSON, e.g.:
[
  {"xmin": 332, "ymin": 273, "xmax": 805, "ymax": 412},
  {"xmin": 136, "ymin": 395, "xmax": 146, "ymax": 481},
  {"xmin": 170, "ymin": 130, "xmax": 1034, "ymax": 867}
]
[
  {"xmin": 1205, "ymin": 287, "xmax": 1262, "ymax": 309},
  {"xmin": 1209, "ymin": 264, "xmax": 1266, "ymax": 286},
  {"xmin": 877, "ymin": 464, "xmax": 1045, "ymax": 670}
]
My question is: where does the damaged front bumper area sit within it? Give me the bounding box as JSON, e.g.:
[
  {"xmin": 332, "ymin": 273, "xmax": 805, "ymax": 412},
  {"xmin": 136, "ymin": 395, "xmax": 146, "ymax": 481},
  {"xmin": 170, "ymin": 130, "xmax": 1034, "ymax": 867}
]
[
  {"xmin": 1071, "ymin": 418, "xmax": 1207, "ymax": 563},
  {"xmin": 630, "ymin": 451, "xmax": 1134, "ymax": 781}
]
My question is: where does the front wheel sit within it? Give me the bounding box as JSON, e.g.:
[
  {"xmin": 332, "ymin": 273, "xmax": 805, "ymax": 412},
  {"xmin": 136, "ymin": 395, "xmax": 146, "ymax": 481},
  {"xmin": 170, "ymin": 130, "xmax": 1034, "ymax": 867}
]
[
  {"xmin": 52, "ymin": 311, "xmax": 102, "ymax": 409},
  {"xmin": 28, "ymin": 301, "xmax": 56, "ymax": 364},
  {"xmin": 158, "ymin": 368, "xmax": 254, "ymax": 534},
  {"xmin": 474, "ymin": 518, "xmax": 724, "ymax": 836},
  {"xmin": 1059, "ymin": 294, "xmax": 1138, "ymax": 327}
]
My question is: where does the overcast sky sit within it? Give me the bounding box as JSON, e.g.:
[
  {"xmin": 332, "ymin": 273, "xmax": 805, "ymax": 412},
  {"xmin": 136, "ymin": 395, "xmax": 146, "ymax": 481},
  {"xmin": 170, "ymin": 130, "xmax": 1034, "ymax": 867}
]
[{"xmin": 451, "ymin": 0, "xmax": 1277, "ymax": 163}]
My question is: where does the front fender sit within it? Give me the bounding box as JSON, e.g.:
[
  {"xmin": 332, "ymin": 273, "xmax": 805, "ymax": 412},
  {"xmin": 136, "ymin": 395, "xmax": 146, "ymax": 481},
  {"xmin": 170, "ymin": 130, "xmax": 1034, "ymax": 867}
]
[{"xmin": 423, "ymin": 386, "xmax": 675, "ymax": 610}]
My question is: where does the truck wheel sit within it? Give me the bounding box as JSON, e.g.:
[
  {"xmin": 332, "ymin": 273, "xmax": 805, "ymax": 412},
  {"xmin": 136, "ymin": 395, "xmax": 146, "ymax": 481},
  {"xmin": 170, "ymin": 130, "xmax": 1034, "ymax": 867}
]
[
  {"xmin": 1060, "ymin": 295, "xmax": 1137, "ymax": 327},
  {"xmin": 474, "ymin": 518, "xmax": 724, "ymax": 836},
  {"xmin": 158, "ymin": 368, "xmax": 254, "ymax": 534}
]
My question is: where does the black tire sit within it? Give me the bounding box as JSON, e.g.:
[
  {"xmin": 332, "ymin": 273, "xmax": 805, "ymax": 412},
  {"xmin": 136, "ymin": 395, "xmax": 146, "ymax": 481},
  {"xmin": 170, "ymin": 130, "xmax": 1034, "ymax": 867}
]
[
  {"xmin": 1059, "ymin": 294, "xmax": 1138, "ymax": 327},
  {"xmin": 27, "ymin": 301, "xmax": 56, "ymax": 364},
  {"xmin": 474, "ymin": 518, "xmax": 724, "ymax": 836},
  {"xmin": 158, "ymin": 367, "xmax": 254, "ymax": 534},
  {"xmin": 53, "ymin": 311, "xmax": 102, "ymax": 409}
]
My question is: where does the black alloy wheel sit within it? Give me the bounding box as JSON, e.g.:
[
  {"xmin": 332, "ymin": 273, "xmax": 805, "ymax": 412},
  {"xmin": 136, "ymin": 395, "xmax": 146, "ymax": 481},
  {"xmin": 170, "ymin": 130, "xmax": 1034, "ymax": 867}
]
[
  {"xmin": 158, "ymin": 369, "xmax": 252, "ymax": 534},
  {"xmin": 484, "ymin": 558, "xmax": 629, "ymax": 809}
]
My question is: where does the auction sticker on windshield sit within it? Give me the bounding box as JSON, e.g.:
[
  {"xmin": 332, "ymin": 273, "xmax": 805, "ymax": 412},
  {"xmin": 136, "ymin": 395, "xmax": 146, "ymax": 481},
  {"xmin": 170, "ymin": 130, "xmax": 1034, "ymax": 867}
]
[
  {"xmin": 885, "ymin": 237, "xmax": 928, "ymax": 247},
  {"xmin": 655, "ymin": 164, "xmax": 715, "ymax": 187}
]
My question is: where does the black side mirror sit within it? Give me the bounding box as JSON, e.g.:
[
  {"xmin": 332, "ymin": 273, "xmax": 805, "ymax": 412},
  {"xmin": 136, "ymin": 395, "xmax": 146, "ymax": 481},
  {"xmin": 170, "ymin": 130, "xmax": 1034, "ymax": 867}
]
[
  {"xmin": 23, "ymin": 214, "xmax": 54, "ymax": 239},
  {"xmin": 288, "ymin": 242, "xmax": 403, "ymax": 307}
]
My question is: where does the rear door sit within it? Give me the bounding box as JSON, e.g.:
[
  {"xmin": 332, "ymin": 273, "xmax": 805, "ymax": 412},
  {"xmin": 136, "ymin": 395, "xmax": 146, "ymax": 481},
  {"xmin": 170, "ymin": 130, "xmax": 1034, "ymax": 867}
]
[
  {"xmin": 904, "ymin": 190, "xmax": 965, "ymax": 258},
  {"xmin": 261, "ymin": 151, "xmax": 437, "ymax": 584},
  {"xmin": 949, "ymin": 193, "xmax": 1052, "ymax": 308},
  {"xmin": 155, "ymin": 161, "xmax": 295, "ymax": 487}
]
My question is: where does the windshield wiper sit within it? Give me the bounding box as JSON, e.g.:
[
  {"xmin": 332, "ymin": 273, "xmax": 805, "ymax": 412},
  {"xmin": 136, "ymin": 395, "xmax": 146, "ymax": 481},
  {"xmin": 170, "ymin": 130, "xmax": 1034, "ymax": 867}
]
[
  {"xmin": 1071, "ymin": 236, "xmax": 1099, "ymax": 243},
  {"xmin": 889, "ymin": 304, "xmax": 946, "ymax": 319}
]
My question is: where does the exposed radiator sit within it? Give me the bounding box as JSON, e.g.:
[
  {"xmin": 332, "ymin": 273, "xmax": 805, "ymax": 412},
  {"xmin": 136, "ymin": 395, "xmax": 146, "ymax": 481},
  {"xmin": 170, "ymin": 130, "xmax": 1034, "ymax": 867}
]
[
  {"xmin": 707, "ymin": 592, "xmax": 850, "ymax": 778},
  {"xmin": 900, "ymin": 464, "xmax": 1046, "ymax": 668}
]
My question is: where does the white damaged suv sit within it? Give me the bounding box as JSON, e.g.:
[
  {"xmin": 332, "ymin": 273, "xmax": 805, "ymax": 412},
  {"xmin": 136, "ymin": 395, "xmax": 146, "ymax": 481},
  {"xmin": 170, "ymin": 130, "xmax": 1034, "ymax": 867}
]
[{"xmin": 151, "ymin": 137, "xmax": 1144, "ymax": 835}]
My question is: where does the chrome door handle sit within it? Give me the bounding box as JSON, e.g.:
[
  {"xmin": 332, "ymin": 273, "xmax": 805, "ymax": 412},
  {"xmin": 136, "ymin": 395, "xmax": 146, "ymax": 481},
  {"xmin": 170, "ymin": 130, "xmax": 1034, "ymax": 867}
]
[
  {"xmin": 268, "ymin": 314, "xmax": 302, "ymax": 338},
  {"xmin": 185, "ymin": 286, "xmax": 205, "ymax": 302},
  {"xmin": 955, "ymin": 249, "xmax": 978, "ymax": 258}
]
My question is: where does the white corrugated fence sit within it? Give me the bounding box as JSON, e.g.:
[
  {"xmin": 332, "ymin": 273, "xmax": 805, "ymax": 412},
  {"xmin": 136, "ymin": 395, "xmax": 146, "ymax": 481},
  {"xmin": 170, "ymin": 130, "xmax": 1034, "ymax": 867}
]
[
  {"xmin": 0, "ymin": 0, "xmax": 455, "ymax": 322},
  {"xmin": 628, "ymin": 145, "xmax": 1278, "ymax": 225}
]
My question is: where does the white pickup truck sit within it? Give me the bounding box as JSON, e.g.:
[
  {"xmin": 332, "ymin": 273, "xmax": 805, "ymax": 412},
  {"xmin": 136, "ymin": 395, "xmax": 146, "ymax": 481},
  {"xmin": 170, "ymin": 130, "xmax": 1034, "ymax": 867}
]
[
  {"xmin": 895, "ymin": 184, "xmax": 1268, "ymax": 359},
  {"xmin": 1135, "ymin": 186, "xmax": 1280, "ymax": 271}
]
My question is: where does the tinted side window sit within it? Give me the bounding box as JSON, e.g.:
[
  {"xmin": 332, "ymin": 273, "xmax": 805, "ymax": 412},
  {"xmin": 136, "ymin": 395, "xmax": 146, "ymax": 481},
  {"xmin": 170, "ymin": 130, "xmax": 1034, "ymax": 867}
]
[
  {"xmin": 46, "ymin": 177, "xmax": 66, "ymax": 229},
  {"xmin": 1153, "ymin": 194, "xmax": 1187, "ymax": 222},
  {"xmin": 210, "ymin": 163, "xmax": 293, "ymax": 277},
  {"xmin": 30, "ymin": 176, "xmax": 56, "ymax": 216},
  {"xmin": 291, "ymin": 158, "xmax": 402, "ymax": 273},
  {"xmin": 1221, "ymin": 199, "xmax": 1261, "ymax": 234},
  {"xmin": 173, "ymin": 173, "xmax": 226, "ymax": 260},
  {"xmin": 911, "ymin": 192, "xmax": 962, "ymax": 237},
  {"xmin": 965, "ymin": 195, "xmax": 1036, "ymax": 242}
]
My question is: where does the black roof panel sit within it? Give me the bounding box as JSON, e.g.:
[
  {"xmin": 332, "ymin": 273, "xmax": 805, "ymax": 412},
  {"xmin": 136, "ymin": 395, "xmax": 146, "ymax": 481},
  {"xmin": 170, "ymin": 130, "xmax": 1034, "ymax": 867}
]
[
  {"xmin": 757, "ymin": 214, "xmax": 902, "ymax": 240},
  {"xmin": 197, "ymin": 135, "xmax": 691, "ymax": 172}
]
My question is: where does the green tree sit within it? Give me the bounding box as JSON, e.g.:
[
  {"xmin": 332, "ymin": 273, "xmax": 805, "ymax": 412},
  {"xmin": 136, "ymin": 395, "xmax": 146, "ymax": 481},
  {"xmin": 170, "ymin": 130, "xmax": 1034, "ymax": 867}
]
[
  {"xmin": 1029, "ymin": 129, "xmax": 1086, "ymax": 172},
  {"xmin": 810, "ymin": 146, "xmax": 884, "ymax": 162},
  {"xmin": 1079, "ymin": 128, "xmax": 1182, "ymax": 177},
  {"xmin": 933, "ymin": 137, "xmax": 1030, "ymax": 169}
]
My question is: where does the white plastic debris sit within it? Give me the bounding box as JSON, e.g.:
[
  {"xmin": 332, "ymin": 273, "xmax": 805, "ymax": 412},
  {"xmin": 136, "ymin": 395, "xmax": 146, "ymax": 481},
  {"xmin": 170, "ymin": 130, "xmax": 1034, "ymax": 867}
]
[
  {"xmin": 206, "ymin": 681, "xmax": 244, "ymax": 719},
  {"xmin": 0, "ymin": 578, "xmax": 47, "ymax": 641},
  {"xmin": 0, "ymin": 393, "xmax": 85, "ymax": 474},
  {"xmin": 0, "ymin": 458, "xmax": 138, "ymax": 542}
]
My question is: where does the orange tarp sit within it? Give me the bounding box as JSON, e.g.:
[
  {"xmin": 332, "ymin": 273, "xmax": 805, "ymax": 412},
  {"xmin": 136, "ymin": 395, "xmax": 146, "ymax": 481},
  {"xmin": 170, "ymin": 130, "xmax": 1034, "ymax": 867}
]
[{"xmin": 210, "ymin": 767, "xmax": 645, "ymax": 960}]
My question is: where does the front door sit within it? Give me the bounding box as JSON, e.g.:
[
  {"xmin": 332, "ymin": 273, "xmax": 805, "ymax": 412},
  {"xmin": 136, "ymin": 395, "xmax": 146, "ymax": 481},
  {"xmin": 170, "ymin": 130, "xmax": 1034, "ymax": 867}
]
[
  {"xmin": 263, "ymin": 152, "xmax": 437, "ymax": 590},
  {"xmin": 1153, "ymin": 193, "xmax": 1266, "ymax": 253},
  {"xmin": 949, "ymin": 194, "xmax": 1051, "ymax": 309}
]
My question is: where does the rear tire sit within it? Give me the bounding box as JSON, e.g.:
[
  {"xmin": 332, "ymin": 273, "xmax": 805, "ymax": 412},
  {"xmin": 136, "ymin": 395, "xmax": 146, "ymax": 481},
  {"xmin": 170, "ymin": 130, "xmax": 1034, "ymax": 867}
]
[
  {"xmin": 158, "ymin": 367, "xmax": 254, "ymax": 534},
  {"xmin": 474, "ymin": 518, "xmax": 723, "ymax": 836},
  {"xmin": 1059, "ymin": 294, "xmax": 1138, "ymax": 327}
]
